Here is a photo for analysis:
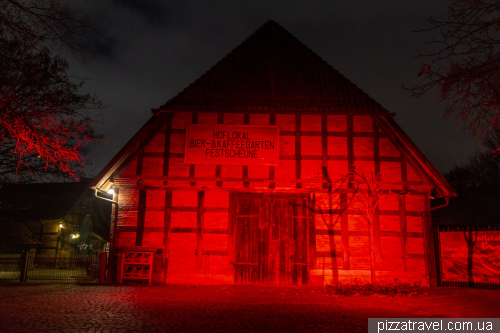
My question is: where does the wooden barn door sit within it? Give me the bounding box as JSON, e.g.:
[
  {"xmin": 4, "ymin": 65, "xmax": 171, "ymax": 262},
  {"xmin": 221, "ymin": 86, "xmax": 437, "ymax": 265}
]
[{"xmin": 232, "ymin": 193, "xmax": 310, "ymax": 285}]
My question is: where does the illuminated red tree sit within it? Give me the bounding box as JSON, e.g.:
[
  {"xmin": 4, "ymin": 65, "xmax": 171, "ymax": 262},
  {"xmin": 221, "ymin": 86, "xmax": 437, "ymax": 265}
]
[
  {"xmin": 0, "ymin": 0, "xmax": 104, "ymax": 182},
  {"xmin": 407, "ymin": 0, "xmax": 500, "ymax": 152}
]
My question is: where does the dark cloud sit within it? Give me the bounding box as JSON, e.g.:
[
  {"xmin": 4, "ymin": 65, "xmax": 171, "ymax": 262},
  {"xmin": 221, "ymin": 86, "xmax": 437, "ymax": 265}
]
[
  {"xmin": 114, "ymin": 0, "xmax": 170, "ymax": 26},
  {"xmin": 68, "ymin": 0, "xmax": 476, "ymax": 175}
]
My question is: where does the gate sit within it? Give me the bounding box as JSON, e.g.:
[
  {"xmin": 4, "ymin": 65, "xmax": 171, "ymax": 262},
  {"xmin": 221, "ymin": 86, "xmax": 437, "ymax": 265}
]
[
  {"xmin": 0, "ymin": 252, "xmax": 107, "ymax": 283},
  {"xmin": 232, "ymin": 193, "xmax": 310, "ymax": 284}
]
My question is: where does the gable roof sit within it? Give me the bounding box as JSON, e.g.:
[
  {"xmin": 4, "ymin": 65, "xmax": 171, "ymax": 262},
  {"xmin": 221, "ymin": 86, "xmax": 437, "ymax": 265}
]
[
  {"xmin": 0, "ymin": 179, "xmax": 92, "ymax": 221},
  {"xmin": 159, "ymin": 20, "xmax": 388, "ymax": 113},
  {"xmin": 91, "ymin": 21, "xmax": 455, "ymax": 198},
  {"xmin": 0, "ymin": 218, "xmax": 40, "ymax": 245}
]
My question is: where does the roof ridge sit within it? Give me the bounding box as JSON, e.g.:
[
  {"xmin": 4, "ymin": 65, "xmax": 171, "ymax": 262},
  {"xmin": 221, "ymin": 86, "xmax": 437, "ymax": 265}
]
[{"xmin": 160, "ymin": 20, "xmax": 388, "ymax": 113}]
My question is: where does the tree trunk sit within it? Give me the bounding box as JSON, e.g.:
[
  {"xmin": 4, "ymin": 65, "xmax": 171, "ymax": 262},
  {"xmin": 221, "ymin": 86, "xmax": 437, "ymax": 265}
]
[{"xmin": 369, "ymin": 222, "xmax": 376, "ymax": 283}]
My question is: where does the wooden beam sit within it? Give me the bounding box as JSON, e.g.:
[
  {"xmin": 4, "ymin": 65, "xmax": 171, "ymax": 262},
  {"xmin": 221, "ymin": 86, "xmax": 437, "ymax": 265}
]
[
  {"xmin": 135, "ymin": 189, "xmax": 146, "ymax": 246},
  {"xmin": 321, "ymin": 114, "xmax": 328, "ymax": 189},
  {"xmin": 163, "ymin": 190, "xmax": 172, "ymax": 282},
  {"xmin": 424, "ymin": 193, "xmax": 439, "ymax": 286},
  {"xmin": 398, "ymin": 195, "xmax": 408, "ymax": 271},
  {"xmin": 295, "ymin": 114, "xmax": 302, "ymax": 189},
  {"xmin": 162, "ymin": 115, "xmax": 172, "ymax": 178},
  {"xmin": 196, "ymin": 190, "xmax": 205, "ymax": 268},
  {"xmin": 153, "ymin": 108, "xmax": 396, "ymax": 116},
  {"xmin": 136, "ymin": 151, "xmax": 144, "ymax": 176},
  {"xmin": 373, "ymin": 120, "xmax": 380, "ymax": 175}
]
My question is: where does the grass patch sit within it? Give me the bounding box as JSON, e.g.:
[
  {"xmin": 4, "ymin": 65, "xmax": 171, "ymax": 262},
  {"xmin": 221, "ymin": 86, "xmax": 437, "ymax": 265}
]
[{"xmin": 323, "ymin": 278, "xmax": 423, "ymax": 297}]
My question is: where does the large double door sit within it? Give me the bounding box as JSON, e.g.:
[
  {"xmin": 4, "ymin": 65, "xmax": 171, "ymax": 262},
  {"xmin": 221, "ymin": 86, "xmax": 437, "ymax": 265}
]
[{"xmin": 231, "ymin": 193, "xmax": 310, "ymax": 284}]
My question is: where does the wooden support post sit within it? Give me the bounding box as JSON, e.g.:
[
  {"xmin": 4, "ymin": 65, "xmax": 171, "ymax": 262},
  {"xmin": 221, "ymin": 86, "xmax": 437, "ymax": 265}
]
[
  {"xmin": 347, "ymin": 115, "xmax": 354, "ymax": 189},
  {"xmin": 373, "ymin": 120, "xmax": 380, "ymax": 175},
  {"xmin": 321, "ymin": 114, "xmax": 328, "ymax": 189},
  {"xmin": 136, "ymin": 190, "xmax": 146, "ymax": 246},
  {"xmin": 425, "ymin": 195, "xmax": 439, "ymax": 286},
  {"xmin": 19, "ymin": 251, "xmax": 29, "ymax": 282},
  {"xmin": 196, "ymin": 190, "xmax": 205, "ymax": 268},
  {"xmin": 398, "ymin": 195, "xmax": 408, "ymax": 271},
  {"xmin": 106, "ymin": 189, "xmax": 119, "ymax": 283},
  {"xmin": 99, "ymin": 251, "xmax": 107, "ymax": 283},
  {"xmin": 163, "ymin": 190, "xmax": 173, "ymax": 282},
  {"xmin": 136, "ymin": 151, "xmax": 144, "ymax": 176},
  {"xmin": 163, "ymin": 115, "xmax": 172, "ymax": 179},
  {"xmin": 401, "ymin": 158, "xmax": 408, "ymax": 193}
]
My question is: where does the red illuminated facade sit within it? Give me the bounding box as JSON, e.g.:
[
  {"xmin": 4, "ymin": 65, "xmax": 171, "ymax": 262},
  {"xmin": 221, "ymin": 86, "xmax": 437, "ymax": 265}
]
[{"xmin": 91, "ymin": 21, "xmax": 455, "ymax": 286}]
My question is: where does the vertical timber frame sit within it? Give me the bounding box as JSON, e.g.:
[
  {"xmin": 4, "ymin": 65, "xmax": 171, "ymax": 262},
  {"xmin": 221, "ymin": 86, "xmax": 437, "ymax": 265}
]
[
  {"xmin": 321, "ymin": 114, "xmax": 328, "ymax": 189},
  {"xmin": 398, "ymin": 195, "xmax": 408, "ymax": 271},
  {"xmin": 372, "ymin": 117, "xmax": 381, "ymax": 271},
  {"xmin": 163, "ymin": 114, "xmax": 172, "ymax": 179},
  {"xmin": 196, "ymin": 190, "xmax": 205, "ymax": 267},
  {"xmin": 163, "ymin": 190, "xmax": 173, "ymax": 281},
  {"xmin": 136, "ymin": 189, "xmax": 146, "ymax": 246},
  {"xmin": 295, "ymin": 114, "xmax": 302, "ymax": 189},
  {"xmin": 103, "ymin": 111, "xmax": 448, "ymax": 286},
  {"xmin": 424, "ymin": 193, "xmax": 439, "ymax": 286}
]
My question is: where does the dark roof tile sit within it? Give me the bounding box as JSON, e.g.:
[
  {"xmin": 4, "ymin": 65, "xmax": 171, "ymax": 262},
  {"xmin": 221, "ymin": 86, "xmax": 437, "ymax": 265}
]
[{"xmin": 160, "ymin": 20, "xmax": 388, "ymax": 113}]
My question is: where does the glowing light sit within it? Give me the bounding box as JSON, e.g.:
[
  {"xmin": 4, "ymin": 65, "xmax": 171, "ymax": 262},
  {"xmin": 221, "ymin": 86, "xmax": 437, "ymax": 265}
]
[
  {"xmin": 59, "ymin": 223, "xmax": 63, "ymax": 228},
  {"xmin": 107, "ymin": 188, "xmax": 114, "ymax": 194}
]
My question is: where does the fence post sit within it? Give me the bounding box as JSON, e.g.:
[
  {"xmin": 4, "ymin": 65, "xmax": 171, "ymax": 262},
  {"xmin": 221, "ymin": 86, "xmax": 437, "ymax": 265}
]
[
  {"xmin": 99, "ymin": 251, "xmax": 107, "ymax": 283},
  {"xmin": 19, "ymin": 251, "xmax": 29, "ymax": 282}
]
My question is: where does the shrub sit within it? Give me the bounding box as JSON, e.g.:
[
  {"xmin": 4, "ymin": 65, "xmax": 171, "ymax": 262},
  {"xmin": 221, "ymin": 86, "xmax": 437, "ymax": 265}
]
[{"xmin": 322, "ymin": 278, "xmax": 423, "ymax": 297}]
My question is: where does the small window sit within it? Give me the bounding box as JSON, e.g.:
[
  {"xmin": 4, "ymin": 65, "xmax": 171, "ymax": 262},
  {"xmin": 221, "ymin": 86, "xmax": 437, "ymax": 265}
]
[
  {"xmin": 80, "ymin": 207, "xmax": 88, "ymax": 214},
  {"xmin": 73, "ymin": 225, "xmax": 80, "ymax": 234}
]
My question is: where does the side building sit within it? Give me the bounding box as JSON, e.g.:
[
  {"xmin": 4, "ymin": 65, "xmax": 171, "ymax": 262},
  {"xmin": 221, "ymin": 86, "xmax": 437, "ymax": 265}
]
[
  {"xmin": 0, "ymin": 179, "xmax": 111, "ymax": 256},
  {"xmin": 91, "ymin": 21, "xmax": 455, "ymax": 286}
]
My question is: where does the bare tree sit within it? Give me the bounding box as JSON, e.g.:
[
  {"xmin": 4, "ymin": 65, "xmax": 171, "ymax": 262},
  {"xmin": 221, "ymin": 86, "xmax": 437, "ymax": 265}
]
[
  {"xmin": 0, "ymin": 0, "xmax": 94, "ymax": 57},
  {"xmin": 309, "ymin": 171, "xmax": 354, "ymax": 283},
  {"xmin": 308, "ymin": 167, "xmax": 395, "ymax": 284},
  {"xmin": 0, "ymin": 0, "xmax": 104, "ymax": 182},
  {"xmin": 406, "ymin": 0, "xmax": 500, "ymax": 151},
  {"xmin": 350, "ymin": 168, "xmax": 395, "ymax": 283}
]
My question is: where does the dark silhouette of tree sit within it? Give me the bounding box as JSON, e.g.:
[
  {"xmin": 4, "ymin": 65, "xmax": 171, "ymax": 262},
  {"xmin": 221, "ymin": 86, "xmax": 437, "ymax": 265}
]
[
  {"xmin": 406, "ymin": 0, "xmax": 500, "ymax": 152},
  {"xmin": 445, "ymin": 128, "xmax": 500, "ymax": 192},
  {"xmin": 308, "ymin": 167, "xmax": 395, "ymax": 284},
  {"xmin": 349, "ymin": 168, "xmax": 395, "ymax": 283},
  {"xmin": 0, "ymin": 0, "xmax": 104, "ymax": 182}
]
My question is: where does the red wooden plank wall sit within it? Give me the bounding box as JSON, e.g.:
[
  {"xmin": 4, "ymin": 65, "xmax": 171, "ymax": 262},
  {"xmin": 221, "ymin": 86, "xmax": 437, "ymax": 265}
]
[{"xmin": 112, "ymin": 112, "xmax": 433, "ymax": 285}]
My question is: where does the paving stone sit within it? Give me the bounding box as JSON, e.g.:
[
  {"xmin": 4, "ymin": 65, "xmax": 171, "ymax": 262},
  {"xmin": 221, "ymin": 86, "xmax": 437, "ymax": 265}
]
[{"xmin": 0, "ymin": 284, "xmax": 366, "ymax": 332}]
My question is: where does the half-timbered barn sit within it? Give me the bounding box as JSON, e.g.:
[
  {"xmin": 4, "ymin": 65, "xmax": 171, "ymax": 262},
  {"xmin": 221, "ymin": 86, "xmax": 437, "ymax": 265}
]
[{"xmin": 91, "ymin": 21, "xmax": 455, "ymax": 286}]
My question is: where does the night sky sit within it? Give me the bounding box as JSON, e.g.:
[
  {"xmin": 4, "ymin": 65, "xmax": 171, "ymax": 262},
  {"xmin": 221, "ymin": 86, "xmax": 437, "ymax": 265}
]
[{"xmin": 70, "ymin": 0, "xmax": 478, "ymax": 177}]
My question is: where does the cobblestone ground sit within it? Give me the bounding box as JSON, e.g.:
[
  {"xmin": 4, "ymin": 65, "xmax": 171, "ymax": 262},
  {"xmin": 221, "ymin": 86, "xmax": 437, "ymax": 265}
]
[{"xmin": 0, "ymin": 284, "xmax": 366, "ymax": 333}]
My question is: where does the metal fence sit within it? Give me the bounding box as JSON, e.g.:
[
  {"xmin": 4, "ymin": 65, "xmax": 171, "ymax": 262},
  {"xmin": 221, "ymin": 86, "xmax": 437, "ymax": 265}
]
[
  {"xmin": 435, "ymin": 225, "xmax": 500, "ymax": 290},
  {"xmin": 0, "ymin": 254, "xmax": 21, "ymax": 281},
  {"xmin": 0, "ymin": 252, "xmax": 106, "ymax": 283}
]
